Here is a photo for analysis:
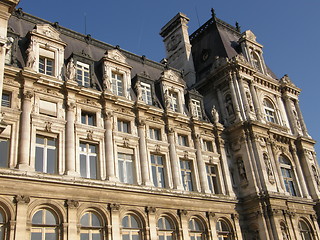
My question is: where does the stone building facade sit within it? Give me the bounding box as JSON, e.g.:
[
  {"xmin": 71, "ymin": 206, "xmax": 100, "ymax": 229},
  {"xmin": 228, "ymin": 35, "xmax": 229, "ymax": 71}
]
[{"xmin": 0, "ymin": 1, "xmax": 319, "ymax": 239}]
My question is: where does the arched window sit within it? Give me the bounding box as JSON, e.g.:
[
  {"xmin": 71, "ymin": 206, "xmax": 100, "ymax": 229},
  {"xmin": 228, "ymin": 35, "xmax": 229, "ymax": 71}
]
[
  {"xmin": 216, "ymin": 219, "xmax": 233, "ymax": 240},
  {"xmin": 299, "ymin": 220, "xmax": 313, "ymax": 240},
  {"xmin": 0, "ymin": 210, "xmax": 5, "ymax": 240},
  {"xmin": 157, "ymin": 216, "xmax": 176, "ymax": 240},
  {"xmin": 80, "ymin": 211, "xmax": 103, "ymax": 240},
  {"xmin": 31, "ymin": 209, "xmax": 59, "ymax": 240},
  {"xmin": 263, "ymin": 99, "xmax": 277, "ymax": 123},
  {"xmin": 251, "ymin": 52, "xmax": 263, "ymax": 73},
  {"xmin": 279, "ymin": 155, "xmax": 297, "ymax": 196},
  {"xmin": 121, "ymin": 214, "xmax": 142, "ymax": 240},
  {"xmin": 188, "ymin": 218, "xmax": 206, "ymax": 240}
]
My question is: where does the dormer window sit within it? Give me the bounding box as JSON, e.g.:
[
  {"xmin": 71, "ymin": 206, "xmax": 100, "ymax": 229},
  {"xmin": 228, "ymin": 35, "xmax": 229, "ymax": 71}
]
[
  {"xmin": 76, "ymin": 61, "xmax": 90, "ymax": 87},
  {"xmin": 252, "ymin": 51, "xmax": 263, "ymax": 73},
  {"xmin": 141, "ymin": 82, "xmax": 152, "ymax": 105},
  {"xmin": 191, "ymin": 99, "xmax": 202, "ymax": 119},
  {"xmin": 112, "ymin": 72, "xmax": 124, "ymax": 96}
]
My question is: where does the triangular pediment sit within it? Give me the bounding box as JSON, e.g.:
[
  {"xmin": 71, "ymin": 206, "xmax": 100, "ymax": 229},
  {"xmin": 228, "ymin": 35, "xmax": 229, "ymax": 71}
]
[
  {"xmin": 161, "ymin": 69, "xmax": 184, "ymax": 84},
  {"xmin": 32, "ymin": 24, "xmax": 62, "ymax": 41},
  {"xmin": 105, "ymin": 49, "xmax": 127, "ymax": 64}
]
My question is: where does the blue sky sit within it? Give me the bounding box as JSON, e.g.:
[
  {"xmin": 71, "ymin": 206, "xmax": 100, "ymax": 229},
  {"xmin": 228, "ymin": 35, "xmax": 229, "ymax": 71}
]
[{"xmin": 17, "ymin": 1, "xmax": 320, "ymax": 156}]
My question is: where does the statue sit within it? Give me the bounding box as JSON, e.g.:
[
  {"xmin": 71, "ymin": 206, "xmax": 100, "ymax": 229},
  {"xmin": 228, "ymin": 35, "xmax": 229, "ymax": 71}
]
[
  {"xmin": 211, "ymin": 105, "xmax": 219, "ymax": 124},
  {"xmin": 66, "ymin": 57, "xmax": 76, "ymax": 81},
  {"xmin": 26, "ymin": 40, "xmax": 36, "ymax": 69},
  {"xmin": 237, "ymin": 158, "xmax": 248, "ymax": 182},
  {"xmin": 164, "ymin": 89, "xmax": 171, "ymax": 109},
  {"xmin": 102, "ymin": 64, "xmax": 112, "ymax": 91},
  {"xmin": 225, "ymin": 94, "xmax": 234, "ymax": 116},
  {"xmin": 135, "ymin": 80, "xmax": 142, "ymax": 101}
]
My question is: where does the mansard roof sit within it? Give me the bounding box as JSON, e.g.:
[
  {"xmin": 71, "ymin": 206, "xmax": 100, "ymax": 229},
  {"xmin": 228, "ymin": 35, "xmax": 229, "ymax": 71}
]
[{"xmin": 7, "ymin": 9, "xmax": 181, "ymax": 85}]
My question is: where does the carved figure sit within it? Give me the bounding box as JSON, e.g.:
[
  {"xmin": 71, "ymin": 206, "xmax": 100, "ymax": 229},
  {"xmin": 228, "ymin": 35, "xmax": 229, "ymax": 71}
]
[
  {"xmin": 164, "ymin": 89, "xmax": 171, "ymax": 109},
  {"xmin": 103, "ymin": 65, "xmax": 112, "ymax": 91},
  {"xmin": 135, "ymin": 80, "xmax": 142, "ymax": 101},
  {"xmin": 5, "ymin": 37, "xmax": 14, "ymax": 64},
  {"xmin": 263, "ymin": 154, "xmax": 273, "ymax": 177},
  {"xmin": 66, "ymin": 57, "xmax": 76, "ymax": 81},
  {"xmin": 225, "ymin": 94, "xmax": 234, "ymax": 116},
  {"xmin": 26, "ymin": 40, "xmax": 36, "ymax": 69},
  {"xmin": 312, "ymin": 166, "xmax": 320, "ymax": 187},
  {"xmin": 237, "ymin": 158, "xmax": 247, "ymax": 182},
  {"xmin": 211, "ymin": 105, "xmax": 219, "ymax": 124},
  {"xmin": 246, "ymin": 91, "xmax": 254, "ymax": 112}
]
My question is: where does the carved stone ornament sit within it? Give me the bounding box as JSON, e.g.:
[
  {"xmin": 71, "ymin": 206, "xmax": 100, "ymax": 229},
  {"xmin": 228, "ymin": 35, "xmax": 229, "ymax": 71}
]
[
  {"xmin": 168, "ymin": 127, "xmax": 175, "ymax": 134},
  {"xmin": 178, "ymin": 209, "xmax": 188, "ymax": 216},
  {"xmin": 65, "ymin": 200, "xmax": 79, "ymax": 208},
  {"xmin": 66, "ymin": 101, "xmax": 76, "ymax": 111},
  {"xmin": 155, "ymin": 144, "xmax": 161, "ymax": 153},
  {"xmin": 109, "ymin": 203, "xmax": 120, "ymax": 211},
  {"xmin": 231, "ymin": 213, "xmax": 239, "ymax": 220},
  {"xmin": 105, "ymin": 49, "xmax": 127, "ymax": 64},
  {"xmin": 207, "ymin": 212, "xmax": 215, "ymax": 218},
  {"xmin": 23, "ymin": 90, "xmax": 34, "ymax": 100},
  {"xmin": 66, "ymin": 57, "xmax": 76, "ymax": 81},
  {"xmin": 45, "ymin": 121, "xmax": 52, "ymax": 132},
  {"xmin": 87, "ymin": 130, "xmax": 93, "ymax": 140},
  {"xmin": 123, "ymin": 137, "xmax": 129, "ymax": 147},
  {"xmin": 13, "ymin": 195, "xmax": 30, "ymax": 204},
  {"xmin": 137, "ymin": 119, "xmax": 146, "ymax": 127},
  {"xmin": 211, "ymin": 105, "xmax": 219, "ymax": 124},
  {"xmin": 25, "ymin": 40, "xmax": 36, "ymax": 69},
  {"xmin": 135, "ymin": 80, "xmax": 143, "ymax": 101},
  {"xmin": 184, "ymin": 151, "xmax": 189, "ymax": 159},
  {"xmin": 146, "ymin": 206, "xmax": 156, "ymax": 214},
  {"xmin": 105, "ymin": 111, "xmax": 113, "ymax": 120}
]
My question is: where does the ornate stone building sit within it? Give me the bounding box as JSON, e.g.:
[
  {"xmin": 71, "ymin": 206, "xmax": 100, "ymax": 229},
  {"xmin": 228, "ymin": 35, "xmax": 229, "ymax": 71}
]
[{"xmin": 0, "ymin": 1, "xmax": 319, "ymax": 239}]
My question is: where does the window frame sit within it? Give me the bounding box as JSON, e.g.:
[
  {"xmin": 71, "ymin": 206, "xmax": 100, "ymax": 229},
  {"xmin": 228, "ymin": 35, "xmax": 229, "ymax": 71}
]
[
  {"xmin": 0, "ymin": 138, "xmax": 10, "ymax": 168},
  {"xmin": 188, "ymin": 218, "xmax": 206, "ymax": 240},
  {"xmin": 177, "ymin": 134, "xmax": 189, "ymax": 147},
  {"xmin": 81, "ymin": 111, "xmax": 96, "ymax": 126},
  {"xmin": 79, "ymin": 142, "xmax": 99, "ymax": 179},
  {"xmin": 180, "ymin": 159, "xmax": 194, "ymax": 191},
  {"xmin": 191, "ymin": 99, "xmax": 202, "ymax": 119},
  {"xmin": 206, "ymin": 164, "xmax": 221, "ymax": 194},
  {"xmin": 263, "ymin": 98, "xmax": 277, "ymax": 124},
  {"xmin": 76, "ymin": 61, "xmax": 90, "ymax": 87},
  {"xmin": 203, "ymin": 140, "xmax": 214, "ymax": 152},
  {"xmin": 118, "ymin": 152, "xmax": 135, "ymax": 184},
  {"xmin": 1, "ymin": 92, "xmax": 11, "ymax": 108},
  {"xmin": 168, "ymin": 91, "xmax": 179, "ymax": 112},
  {"xmin": 216, "ymin": 219, "xmax": 233, "ymax": 240},
  {"xmin": 39, "ymin": 56, "xmax": 54, "ymax": 76},
  {"xmin": 80, "ymin": 211, "xmax": 104, "ymax": 240},
  {"xmin": 150, "ymin": 154, "xmax": 166, "ymax": 188},
  {"xmin": 279, "ymin": 155, "xmax": 297, "ymax": 197},
  {"xmin": 111, "ymin": 71, "xmax": 124, "ymax": 96},
  {"xmin": 140, "ymin": 82, "xmax": 152, "ymax": 105},
  {"xmin": 117, "ymin": 119, "xmax": 131, "ymax": 134},
  {"xmin": 121, "ymin": 214, "xmax": 142, "ymax": 240},
  {"xmin": 149, "ymin": 127, "xmax": 161, "ymax": 141},
  {"xmin": 35, "ymin": 135, "xmax": 57, "ymax": 174},
  {"xmin": 157, "ymin": 216, "xmax": 176, "ymax": 240},
  {"xmin": 31, "ymin": 208, "xmax": 59, "ymax": 240}
]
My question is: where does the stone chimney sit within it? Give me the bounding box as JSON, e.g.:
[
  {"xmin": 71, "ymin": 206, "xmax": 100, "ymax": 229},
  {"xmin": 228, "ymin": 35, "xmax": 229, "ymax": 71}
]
[{"xmin": 160, "ymin": 13, "xmax": 196, "ymax": 87}]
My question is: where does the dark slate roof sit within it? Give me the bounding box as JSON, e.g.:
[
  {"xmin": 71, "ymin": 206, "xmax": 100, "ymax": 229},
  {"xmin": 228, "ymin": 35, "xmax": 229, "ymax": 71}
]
[{"xmin": 8, "ymin": 9, "xmax": 170, "ymax": 86}]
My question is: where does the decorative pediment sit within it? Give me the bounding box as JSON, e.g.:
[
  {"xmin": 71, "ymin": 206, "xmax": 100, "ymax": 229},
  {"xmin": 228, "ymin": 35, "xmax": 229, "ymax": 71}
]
[
  {"xmin": 243, "ymin": 30, "xmax": 257, "ymax": 42},
  {"xmin": 31, "ymin": 24, "xmax": 62, "ymax": 41},
  {"xmin": 161, "ymin": 69, "xmax": 183, "ymax": 83},
  {"xmin": 105, "ymin": 49, "xmax": 127, "ymax": 64}
]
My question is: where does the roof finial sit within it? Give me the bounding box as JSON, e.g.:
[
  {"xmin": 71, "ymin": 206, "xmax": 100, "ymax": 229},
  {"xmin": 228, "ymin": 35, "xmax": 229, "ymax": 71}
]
[
  {"xmin": 211, "ymin": 8, "xmax": 216, "ymax": 18},
  {"xmin": 235, "ymin": 21, "xmax": 241, "ymax": 32}
]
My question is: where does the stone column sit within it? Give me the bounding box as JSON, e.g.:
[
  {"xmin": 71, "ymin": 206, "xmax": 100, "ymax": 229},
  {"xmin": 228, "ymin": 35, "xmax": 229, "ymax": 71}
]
[
  {"xmin": 146, "ymin": 207, "xmax": 157, "ymax": 240},
  {"xmin": 167, "ymin": 128, "xmax": 184, "ymax": 190},
  {"xmin": 228, "ymin": 73, "xmax": 242, "ymax": 121},
  {"xmin": 194, "ymin": 134, "xmax": 210, "ymax": 193},
  {"xmin": 13, "ymin": 195, "xmax": 30, "ymax": 240},
  {"xmin": 207, "ymin": 212, "xmax": 216, "ymax": 240},
  {"xmin": 237, "ymin": 77, "xmax": 251, "ymax": 120},
  {"xmin": 249, "ymin": 81, "xmax": 262, "ymax": 121},
  {"xmin": 290, "ymin": 145, "xmax": 310, "ymax": 198},
  {"xmin": 17, "ymin": 90, "xmax": 33, "ymax": 170},
  {"xmin": 65, "ymin": 200, "xmax": 79, "ymax": 240},
  {"xmin": 104, "ymin": 111, "xmax": 117, "ymax": 181},
  {"xmin": 231, "ymin": 214, "xmax": 243, "ymax": 240},
  {"xmin": 282, "ymin": 96, "xmax": 297, "ymax": 134},
  {"xmin": 294, "ymin": 99, "xmax": 308, "ymax": 137},
  {"xmin": 110, "ymin": 204, "xmax": 121, "ymax": 240},
  {"xmin": 137, "ymin": 119, "xmax": 152, "ymax": 186},
  {"xmin": 178, "ymin": 210, "xmax": 189, "ymax": 240},
  {"xmin": 65, "ymin": 101, "xmax": 77, "ymax": 176}
]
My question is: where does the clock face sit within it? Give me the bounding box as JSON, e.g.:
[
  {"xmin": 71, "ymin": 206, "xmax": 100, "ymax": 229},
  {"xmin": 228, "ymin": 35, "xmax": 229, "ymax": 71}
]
[{"xmin": 201, "ymin": 49, "xmax": 210, "ymax": 62}]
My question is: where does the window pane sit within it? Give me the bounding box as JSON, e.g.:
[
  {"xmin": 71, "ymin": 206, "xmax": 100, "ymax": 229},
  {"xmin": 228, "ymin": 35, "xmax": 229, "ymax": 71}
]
[
  {"xmin": 80, "ymin": 155, "xmax": 87, "ymax": 177},
  {"xmin": 122, "ymin": 216, "xmax": 129, "ymax": 228},
  {"xmin": 0, "ymin": 139, "xmax": 9, "ymax": 168},
  {"xmin": 90, "ymin": 156, "xmax": 97, "ymax": 179},
  {"xmin": 91, "ymin": 213, "xmax": 101, "ymax": 227},
  {"xmin": 32, "ymin": 210, "xmax": 43, "ymax": 224},
  {"xmin": 47, "ymin": 148, "xmax": 56, "ymax": 174},
  {"xmin": 130, "ymin": 216, "xmax": 139, "ymax": 228},
  {"xmin": 152, "ymin": 166, "xmax": 158, "ymax": 187},
  {"xmin": 45, "ymin": 232, "xmax": 56, "ymax": 240},
  {"xmin": 80, "ymin": 213, "xmax": 89, "ymax": 227},
  {"xmin": 126, "ymin": 161, "xmax": 133, "ymax": 184},
  {"xmin": 31, "ymin": 232, "xmax": 42, "ymax": 240},
  {"xmin": 119, "ymin": 159, "xmax": 124, "ymax": 183},
  {"xmin": 80, "ymin": 233, "xmax": 89, "ymax": 240},
  {"xmin": 45, "ymin": 210, "xmax": 56, "ymax": 225},
  {"xmin": 92, "ymin": 233, "xmax": 101, "ymax": 240},
  {"xmin": 122, "ymin": 234, "xmax": 130, "ymax": 240},
  {"xmin": 35, "ymin": 146, "xmax": 44, "ymax": 172}
]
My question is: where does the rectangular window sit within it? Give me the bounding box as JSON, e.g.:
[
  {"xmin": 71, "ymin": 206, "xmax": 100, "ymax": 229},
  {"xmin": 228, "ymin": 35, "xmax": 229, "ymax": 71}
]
[
  {"xmin": 79, "ymin": 142, "xmax": 98, "ymax": 179},
  {"xmin": 168, "ymin": 91, "xmax": 178, "ymax": 112},
  {"xmin": 206, "ymin": 164, "xmax": 220, "ymax": 194},
  {"xmin": 281, "ymin": 167, "xmax": 297, "ymax": 196},
  {"xmin": 76, "ymin": 62, "xmax": 90, "ymax": 87},
  {"xmin": 180, "ymin": 160, "xmax": 194, "ymax": 191},
  {"xmin": 81, "ymin": 111, "xmax": 96, "ymax": 126},
  {"xmin": 39, "ymin": 99, "xmax": 57, "ymax": 117},
  {"xmin": 118, "ymin": 153, "xmax": 134, "ymax": 184},
  {"xmin": 203, "ymin": 140, "xmax": 214, "ymax": 152},
  {"xmin": 151, "ymin": 154, "xmax": 166, "ymax": 188},
  {"xmin": 111, "ymin": 72, "xmax": 123, "ymax": 96},
  {"xmin": 1, "ymin": 92, "xmax": 10, "ymax": 108},
  {"xmin": 149, "ymin": 127, "xmax": 161, "ymax": 141},
  {"xmin": 178, "ymin": 134, "xmax": 188, "ymax": 147},
  {"xmin": 141, "ymin": 82, "xmax": 152, "ymax": 105},
  {"xmin": 39, "ymin": 56, "xmax": 54, "ymax": 76},
  {"xmin": 191, "ymin": 99, "xmax": 202, "ymax": 119},
  {"xmin": 35, "ymin": 135, "xmax": 57, "ymax": 174},
  {"xmin": 117, "ymin": 120, "xmax": 130, "ymax": 133},
  {"xmin": 0, "ymin": 139, "xmax": 9, "ymax": 168}
]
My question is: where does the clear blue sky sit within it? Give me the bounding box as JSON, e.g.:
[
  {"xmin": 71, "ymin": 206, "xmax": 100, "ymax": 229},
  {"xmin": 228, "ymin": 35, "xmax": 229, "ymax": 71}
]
[{"xmin": 17, "ymin": 1, "xmax": 320, "ymax": 157}]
